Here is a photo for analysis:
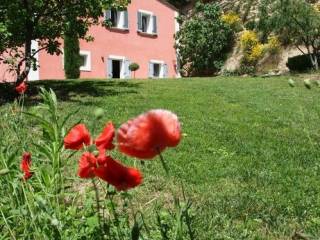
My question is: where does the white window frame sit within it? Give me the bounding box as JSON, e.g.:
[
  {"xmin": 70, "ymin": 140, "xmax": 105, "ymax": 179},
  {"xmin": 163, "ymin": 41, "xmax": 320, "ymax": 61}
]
[
  {"xmin": 138, "ymin": 10, "xmax": 157, "ymax": 35},
  {"xmin": 150, "ymin": 60, "xmax": 165, "ymax": 78},
  {"xmin": 79, "ymin": 50, "xmax": 91, "ymax": 72},
  {"xmin": 104, "ymin": 9, "xmax": 129, "ymax": 30}
]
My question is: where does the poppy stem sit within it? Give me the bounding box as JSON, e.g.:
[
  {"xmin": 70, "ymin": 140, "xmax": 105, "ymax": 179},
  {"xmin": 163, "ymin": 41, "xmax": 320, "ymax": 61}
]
[
  {"xmin": 158, "ymin": 151, "xmax": 169, "ymax": 176},
  {"xmin": 92, "ymin": 179, "xmax": 103, "ymax": 236}
]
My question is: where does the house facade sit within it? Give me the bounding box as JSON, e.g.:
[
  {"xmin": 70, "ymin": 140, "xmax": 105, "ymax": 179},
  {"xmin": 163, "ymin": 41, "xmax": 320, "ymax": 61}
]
[{"xmin": 0, "ymin": 0, "xmax": 179, "ymax": 82}]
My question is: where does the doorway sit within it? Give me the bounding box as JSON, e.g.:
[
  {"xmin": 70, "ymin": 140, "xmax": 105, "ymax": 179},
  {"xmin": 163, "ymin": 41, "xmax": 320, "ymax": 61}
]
[{"xmin": 112, "ymin": 60, "xmax": 121, "ymax": 79}]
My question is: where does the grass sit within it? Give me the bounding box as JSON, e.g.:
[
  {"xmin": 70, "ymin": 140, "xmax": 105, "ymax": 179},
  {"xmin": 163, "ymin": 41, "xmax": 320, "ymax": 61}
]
[{"xmin": 1, "ymin": 76, "xmax": 320, "ymax": 239}]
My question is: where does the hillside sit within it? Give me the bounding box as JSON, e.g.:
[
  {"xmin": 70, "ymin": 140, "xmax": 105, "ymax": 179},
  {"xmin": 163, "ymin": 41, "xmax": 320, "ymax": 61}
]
[{"xmin": 176, "ymin": 0, "xmax": 320, "ymax": 74}]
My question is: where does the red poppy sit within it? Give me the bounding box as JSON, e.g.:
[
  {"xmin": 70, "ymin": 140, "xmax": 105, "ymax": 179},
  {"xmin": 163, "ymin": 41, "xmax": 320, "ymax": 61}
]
[
  {"xmin": 94, "ymin": 157, "xmax": 142, "ymax": 191},
  {"xmin": 64, "ymin": 124, "xmax": 91, "ymax": 150},
  {"xmin": 95, "ymin": 122, "xmax": 115, "ymax": 152},
  {"xmin": 117, "ymin": 109, "xmax": 181, "ymax": 159},
  {"xmin": 78, "ymin": 152, "xmax": 98, "ymax": 178},
  {"xmin": 15, "ymin": 81, "xmax": 27, "ymax": 94},
  {"xmin": 20, "ymin": 152, "xmax": 33, "ymax": 180}
]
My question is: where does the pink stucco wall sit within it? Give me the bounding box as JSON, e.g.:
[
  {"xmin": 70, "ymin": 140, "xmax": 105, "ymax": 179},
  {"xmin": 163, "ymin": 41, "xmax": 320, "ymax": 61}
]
[{"xmin": 39, "ymin": 0, "xmax": 178, "ymax": 80}]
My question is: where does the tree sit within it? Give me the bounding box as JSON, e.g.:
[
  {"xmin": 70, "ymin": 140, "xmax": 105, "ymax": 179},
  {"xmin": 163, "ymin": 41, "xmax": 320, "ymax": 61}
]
[
  {"xmin": 175, "ymin": 2, "xmax": 234, "ymax": 76},
  {"xmin": 0, "ymin": 0, "xmax": 130, "ymax": 85},
  {"xmin": 258, "ymin": 0, "xmax": 320, "ymax": 70},
  {"xmin": 64, "ymin": 21, "xmax": 81, "ymax": 79},
  {"xmin": 129, "ymin": 62, "xmax": 139, "ymax": 79}
]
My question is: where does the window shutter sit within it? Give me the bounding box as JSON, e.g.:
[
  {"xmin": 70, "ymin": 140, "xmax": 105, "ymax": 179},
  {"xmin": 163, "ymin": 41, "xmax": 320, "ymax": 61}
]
[
  {"xmin": 105, "ymin": 10, "xmax": 111, "ymax": 21},
  {"xmin": 124, "ymin": 59, "xmax": 131, "ymax": 79},
  {"xmin": 123, "ymin": 10, "xmax": 129, "ymax": 29},
  {"xmin": 107, "ymin": 58, "xmax": 113, "ymax": 78},
  {"xmin": 163, "ymin": 63, "xmax": 168, "ymax": 78},
  {"xmin": 148, "ymin": 62, "xmax": 154, "ymax": 78},
  {"xmin": 137, "ymin": 12, "xmax": 142, "ymax": 31},
  {"xmin": 152, "ymin": 15, "xmax": 157, "ymax": 34}
]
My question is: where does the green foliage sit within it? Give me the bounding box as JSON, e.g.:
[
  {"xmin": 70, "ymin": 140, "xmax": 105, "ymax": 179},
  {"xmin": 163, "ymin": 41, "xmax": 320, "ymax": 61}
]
[
  {"xmin": 2, "ymin": 77, "xmax": 320, "ymax": 238},
  {"xmin": 175, "ymin": 2, "xmax": 234, "ymax": 76},
  {"xmin": 221, "ymin": 12, "xmax": 243, "ymax": 32},
  {"xmin": 64, "ymin": 22, "xmax": 81, "ymax": 79},
  {"xmin": 286, "ymin": 54, "xmax": 315, "ymax": 72},
  {"xmin": 129, "ymin": 62, "xmax": 140, "ymax": 72},
  {"xmin": 258, "ymin": 0, "xmax": 320, "ymax": 69},
  {"xmin": 0, "ymin": 87, "xmax": 195, "ymax": 239}
]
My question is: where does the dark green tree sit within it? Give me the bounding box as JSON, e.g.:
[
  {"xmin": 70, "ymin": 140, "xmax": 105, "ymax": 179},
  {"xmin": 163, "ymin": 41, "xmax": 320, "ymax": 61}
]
[
  {"xmin": 175, "ymin": 2, "xmax": 234, "ymax": 76},
  {"xmin": 64, "ymin": 21, "xmax": 81, "ymax": 79}
]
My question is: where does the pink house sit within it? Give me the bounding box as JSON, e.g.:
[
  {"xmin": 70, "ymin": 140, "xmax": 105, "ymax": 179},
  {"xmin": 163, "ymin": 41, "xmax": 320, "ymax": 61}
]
[{"xmin": 0, "ymin": 0, "xmax": 180, "ymax": 82}]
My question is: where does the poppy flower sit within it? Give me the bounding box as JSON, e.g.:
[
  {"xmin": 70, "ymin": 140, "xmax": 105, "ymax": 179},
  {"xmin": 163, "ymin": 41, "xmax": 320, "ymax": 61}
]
[
  {"xmin": 20, "ymin": 152, "xmax": 33, "ymax": 180},
  {"xmin": 15, "ymin": 81, "xmax": 27, "ymax": 94},
  {"xmin": 117, "ymin": 109, "xmax": 181, "ymax": 159},
  {"xmin": 94, "ymin": 157, "xmax": 142, "ymax": 191},
  {"xmin": 78, "ymin": 152, "xmax": 97, "ymax": 178},
  {"xmin": 95, "ymin": 122, "xmax": 115, "ymax": 153},
  {"xmin": 64, "ymin": 124, "xmax": 91, "ymax": 150}
]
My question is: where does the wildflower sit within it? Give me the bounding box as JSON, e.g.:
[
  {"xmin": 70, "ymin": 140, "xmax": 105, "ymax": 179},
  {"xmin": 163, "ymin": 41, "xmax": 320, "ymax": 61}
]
[
  {"xmin": 94, "ymin": 156, "xmax": 142, "ymax": 191},
  {"xmin": 78, "ymin": 152, "xmax": 97, "ymax": 178},
  {"xmin": 95, "ymin": 122, "xmax": 115, "ymax": 153},
  {"xmin": 15, "ymin": 81, "xmax": 27, "ymax": 94},
  {"xmin": 20, "ymin": 152, "xmax": 33, "ymax": 180},
  {"xmin": 117, "ymin": 109, "xmax": 181, "ymax": 159},
  {"xmin": 64, "ymin": 124, "xmax": 91, "ymax": 150}
]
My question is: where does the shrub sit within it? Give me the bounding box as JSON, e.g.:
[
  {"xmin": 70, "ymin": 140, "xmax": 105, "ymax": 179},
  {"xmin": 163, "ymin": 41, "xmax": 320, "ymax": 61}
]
[
  {"xmin": 221, "ymin": 12, "xmax": 242, "ymax": 32},
  {"xmin": 175, "ymin": 2, "xmax": 234, "ymax": 76},
  {"xmin": 266, "ymin": 36, "xmax": 281, "ymax": 55},
  {"xmin": 129, "ymin": 62, "xmax": 139, "ymax": 72},
  {"xmin": 240, "ymin": 30, "xmax": 259, "ymax": 52},
  {"xmin": 129, "ymin": 62, "xmax": 139, "ymax": 78},
  {"xmin": 286, "ymin": 54, "xmax": 315, "ymax": 72},
  {"xmin": 248, "ymin": 43, "xmax": 265, "ymax": 63}
]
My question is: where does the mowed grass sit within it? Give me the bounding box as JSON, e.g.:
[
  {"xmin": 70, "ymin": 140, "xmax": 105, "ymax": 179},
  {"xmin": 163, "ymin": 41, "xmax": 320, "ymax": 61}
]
[{"xmin": 1, "ymin": 76, "xmax": 320, "ymax": 239}]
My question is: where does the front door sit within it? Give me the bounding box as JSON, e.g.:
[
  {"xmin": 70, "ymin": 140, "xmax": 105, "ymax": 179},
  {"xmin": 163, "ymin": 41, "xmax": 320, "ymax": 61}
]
[{"xmin": 112, "ymin": 60, "xmax": 121, "ymax": 79}]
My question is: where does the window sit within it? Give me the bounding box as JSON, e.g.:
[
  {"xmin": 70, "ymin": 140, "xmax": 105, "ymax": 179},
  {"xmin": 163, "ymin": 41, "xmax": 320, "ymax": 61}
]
[
  {"xmin": 137, "ymin": 10, "xmax": 157, "ymax": 35},
  {"xmin": 149, "ymin": 61, "xmax": 168, "ymax": 78},
  {"xmin": 79, "ymin": 50, "xmax": 91, "ymax": 71},
  {"xmin": 105, "ymin": 9, "xmax": 129, "ymax": 29}
]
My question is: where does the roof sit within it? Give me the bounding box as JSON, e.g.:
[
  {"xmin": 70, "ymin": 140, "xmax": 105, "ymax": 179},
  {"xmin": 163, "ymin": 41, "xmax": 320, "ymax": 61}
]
[{"xmin": 156, "ymin": 0, "xmax": 179, "ymax": 12}]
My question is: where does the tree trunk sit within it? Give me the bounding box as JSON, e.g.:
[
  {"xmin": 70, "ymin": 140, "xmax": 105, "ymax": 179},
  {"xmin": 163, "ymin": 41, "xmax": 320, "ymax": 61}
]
[
  {"xmin": 309, "ymin": 53, "xmax": 319, "ymax": 71},
  {"xmin": 16, "ymin": 38, "xmax": 32, "ymax": 85}
]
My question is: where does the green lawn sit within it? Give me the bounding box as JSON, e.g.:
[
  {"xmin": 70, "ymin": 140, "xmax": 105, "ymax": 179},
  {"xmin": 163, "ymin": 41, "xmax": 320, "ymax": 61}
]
[{"xmin": 1, "ymin": 76, "xmax": 320, "ymax": 239}]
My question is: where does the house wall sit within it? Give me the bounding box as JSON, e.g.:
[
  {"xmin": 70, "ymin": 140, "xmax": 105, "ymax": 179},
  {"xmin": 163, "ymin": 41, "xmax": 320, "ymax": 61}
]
[{"xmin": 38, "ymin": 0, "xmax": 178, "ymax": 80}]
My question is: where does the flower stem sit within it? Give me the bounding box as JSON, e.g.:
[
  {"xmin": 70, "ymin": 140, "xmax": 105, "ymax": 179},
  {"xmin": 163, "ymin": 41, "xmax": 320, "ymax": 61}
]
[
  {"xmin": 158, "ymin": 151, "xmax": 169, "ymax": 176},
  {"xmin": 92, "ymin": 179, "xmax": 103, "ymax": 237}
]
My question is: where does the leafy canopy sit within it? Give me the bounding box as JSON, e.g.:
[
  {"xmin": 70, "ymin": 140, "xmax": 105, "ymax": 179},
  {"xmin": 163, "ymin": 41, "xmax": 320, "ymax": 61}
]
[{"xmin": 175, "ymin": 2, "xmax": 234, "ymax": 76}]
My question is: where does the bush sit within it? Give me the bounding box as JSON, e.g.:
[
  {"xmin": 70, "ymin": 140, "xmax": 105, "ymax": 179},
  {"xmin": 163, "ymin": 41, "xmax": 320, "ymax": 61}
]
[
  {"xmin": 129, "ymin": 62, "xmax": 139, "ymax": 72},
  {"xmin": 248, "ymin": 43, "xmax": 265, "ymax": 63},
  {"xmin": 240, "ymin": 30, "xmax": 259, "ymax": 52},
  {"xmin": 175, "ymin": 2, "xmax": 234, "ymax": 76},
  {"xmin": 286, "ymin": 54, "xmax": 315, "ymax": 72},
  {"xmin": 221, "ymin": 12, "xmax": 242, "ymax": 32},
  {"xmin": 266, "ymin": 36, "xmax": 281, "ymax": 55}
]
